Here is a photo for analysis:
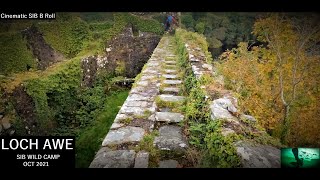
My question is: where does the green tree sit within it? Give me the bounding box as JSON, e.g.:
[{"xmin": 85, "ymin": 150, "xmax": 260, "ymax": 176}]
[{"xmin": 195, "ymin": 22, "xmax": 205, "ymax": 34}]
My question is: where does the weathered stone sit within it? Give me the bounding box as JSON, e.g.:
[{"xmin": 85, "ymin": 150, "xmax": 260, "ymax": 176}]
[
  {"xmin": 125, "ymin": 100, "xmax": 148, "ymax": 108},
  {"xmin": 140, "ymin": 75, "xmax": 156, "ymax": 81},
  {"xmin": 163, "ymin": 80, "xmax": 182, "ymax": 85},
  {"xmin": 190, "ymin": 58, "xmax": 200, "ymax": 62},
  {"xmin": 100, "ymin": 26, "xmax": 160, "ymax": 78},
  {"xmin": 162, "ymin": 87, "xmax": 180, "ymax": 93},
  {"xmin": 210, "ymin": 103, "xmax": 235, "ymax": 121},
  {"xmin": 191, "ymin": 65, "xmax": 199, "ymax": 72},
  {"xmin": 0, "ymin": 124, "xmax": 2, "ymax": 133},
  {"xmin": 120, "ymin": 106, "xmax": 149, "ymax": 115},
  {"xmin": 1, "ymin": 116, "xmax": 11, "ymax": 130},
  {"xmin": 102, "ymin": 126, "xmax": 145, "ymax": 146},
  {"xmin": 159, "ymin": 160, "xmax": 178, "ymax": 168},
  {"xmin": 162, "ymin": 74, "xmax": 177, "ymax": 79},
  {"xmin": 0, "ymin": 115, "xmax": 3, "ymax": 119},
  {"xmin": 240, "ymin": 114, "xmax": 257, "ymax": 123},
  {"xmin": 138, "ymin": 91, "xmax": 158, "ymax": 98},
  {"xmin": 164, "ymin": 61, "xmax": 176, "ymax": 65},
  {"xmin": 210, "ymin": 98, "xmax": 238, "ymax": 121},
  {"xmin": 110, "ymin": 122, "xmax": 125, "ymax": 130},
  {"xmin": 127, "ymin": 94, "xmax": 151, "ymax": 101},
  {"xmin": 148, "ymin": 62, "xmax": 160, "ymax": 67},
  {"xmin": 114, "ymin": 114, "xmax": 130, "ymax": 122},
  {"xmin": 202, "ymin": 64, "xmax": 213, "ymax": 71},
  {"xmin": 143, "ymin": 69, "xmax": 157, "ymax": 74},
  {"xmin": 155, "ymin": 112, "xmax": 184, "ymax": 123},
  {"xmin": 234, "ymin": 141, "xmax": 280, "ymax": 168},
  {"xmin": 137, "ymin": 81, "xmax": 149, "ymax": 86},
  {"xmin": 165, "ymin": 69, "xmax": 177, "ymax": 74},
  {"xmin": 130, "ymin": 86, "xmax": 145, "ymax": 94},
  {"xmin": 90, "ymin": 148, "xmax": 136, "ymax": 168},
  {"xmin": 154, "ymin": 125, "xmax": 187, "ymax": 151},
  {"xmin": 214, "ymin": 98, "xmax": 237, "ymax": 112},
  {"xmin": 134, "ymin": 151, "xmax": 149, "ymax": 168},
  {"xmin": 158, "ymin": 94, "xmax": 185, "ymax": 102},
  {"xmin": 142, "ymin": 87, "xmax": 159, "ymax": 95}
]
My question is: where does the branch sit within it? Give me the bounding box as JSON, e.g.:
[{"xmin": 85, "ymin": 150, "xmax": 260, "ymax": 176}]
[{"xmin": 247, "ymin": 41, "xmax": 256, "ymax": 50}]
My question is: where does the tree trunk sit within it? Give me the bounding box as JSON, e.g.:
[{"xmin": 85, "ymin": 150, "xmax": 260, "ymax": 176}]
[{"xmin": 280, "ymin": 104, "xmax": 290, "ymax": 143}]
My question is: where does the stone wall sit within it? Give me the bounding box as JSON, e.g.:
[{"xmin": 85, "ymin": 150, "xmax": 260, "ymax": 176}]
[
  {"xmin": 81, "ymin": 56, "xmax": 98, "ymax": 88},
  {"xmin": 80, "ymin": 26, "xmax": 160, "ymax": 89},
  {"xmin": 22, "ymin": 25, "xmax": 64, "ymax": 70},
  {"xmin": 183, "ymin": 41, "xmax": 281, "ymax": 168},
  {"xmin": 102, "ymin": 26, "xmax": 160, "ymax": 78}
]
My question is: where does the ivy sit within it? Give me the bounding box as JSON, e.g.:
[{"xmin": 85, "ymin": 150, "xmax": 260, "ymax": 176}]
[
  {"xmin": 0, "ymin": 32, "xmax": 36, "ymax": 75},
  {"xmin": 24, "ymin": 57, "xmax": 82, "ymax": 134},
  {"xmin": 175, "ymin": 28, "xmax": 241, "ymax": 168},
  {"xmin": 37, "ymin": 18, "xmax": 90, "ymax": 58},
  {"xmin": 126, "ymin": 14, "xmax": 164, "ymax": 35},
  {"xmin": 201, "ymin": 120, "xmax": 241, "ymax": 168}
]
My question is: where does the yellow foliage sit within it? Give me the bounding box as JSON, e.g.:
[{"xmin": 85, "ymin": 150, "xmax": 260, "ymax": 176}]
[{"xmin": 217, "ymin": 14, "xmax": 320, "ymax": 146}]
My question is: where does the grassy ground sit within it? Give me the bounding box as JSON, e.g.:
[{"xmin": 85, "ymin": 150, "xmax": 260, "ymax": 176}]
[{"xmin": 75, "ymin": 90, "xmax": 129, "ymax": 168}]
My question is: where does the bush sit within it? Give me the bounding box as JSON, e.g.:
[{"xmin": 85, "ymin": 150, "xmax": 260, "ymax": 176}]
[
  {"xmin": 195, "ymin": 22, "xmax": 205, "ymax": 34},
  {"xmin": 37, "ymin": 16, "xmax": 90, "ymax": 58},
  {"xmin": 0, "ymin": 32, "xmax": 35, "ymax": 75}
]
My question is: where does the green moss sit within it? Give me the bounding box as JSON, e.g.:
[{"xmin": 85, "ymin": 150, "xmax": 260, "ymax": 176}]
[
  {"xmin": 115, "ymin": 60, "xmax": 126, "ymax": 76},
  {"xmin": 165, "ymin": 56, "xmax": 176, "ymax": 61},
  {"xmin": 0, "ymin": 32, "xmax": 36, "ymax": 75},
  {"xmin": 134, "ymin": 131, "xmax": 160, "ymax": 168},
  {"xmin": 135, "ymin": 110, "xmax": 152, "ymax": 119},
  {"xmin": 37, "ymin": 17, "xmax": 90, "ymax": 58},
  {"xmin": 175, "ymin": 28, "xmax": 212, "ymax": 64},
  {"xmin": 155, "ymin": 96, "xmax": 185, "ymax": 112},
  {"xmin": 118, "ymin": 117, "xmax": 133, "ymax": 125}
]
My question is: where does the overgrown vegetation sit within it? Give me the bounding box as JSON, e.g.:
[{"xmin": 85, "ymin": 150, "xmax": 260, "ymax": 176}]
[
  {"xmin": 0, "ymin": 32, "xmax": 36, "ymax": 75},
  {"xmin": 155, "ymin": 96, "xmax": 185, "ymax": 113},
  {"xmin": 216, "ymin": 13, "xmax": 320, "ymax": 147},
  {"xmin": 134, "ymin": 131, "xmax": 160, "ymax": 168},
  {"xmin": 0, "ymin": 12, "xmax": 164, "ymax": 75},
  {"xmin": 174, "ymin": 29, "xmax": 241, "ymax": 167},
  {"xmin": 0, "ymin": 12, "xmax": 165, "ymax": 167},
  {"xmin": 75, "ymin": 90, "xmax": 128, "ymax": 168},
  {"xmin": 37, "ymin": 15, "xmax": 90, "ymax": 58}
]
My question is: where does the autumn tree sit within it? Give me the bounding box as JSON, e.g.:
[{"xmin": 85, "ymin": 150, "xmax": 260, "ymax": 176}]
[
  {"xmin": 253, "ymin": 13, "xmax": 320, "ymax": 143},
  {"xmin": 217, "ymin": 13, "xmax": 320, "ymax": 146}
]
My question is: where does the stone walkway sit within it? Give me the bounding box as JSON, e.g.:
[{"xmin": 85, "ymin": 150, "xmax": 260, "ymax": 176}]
[{"xmin": 90, "ymin": 36, "xmax": 187, "ymax": 168}]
